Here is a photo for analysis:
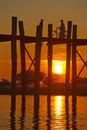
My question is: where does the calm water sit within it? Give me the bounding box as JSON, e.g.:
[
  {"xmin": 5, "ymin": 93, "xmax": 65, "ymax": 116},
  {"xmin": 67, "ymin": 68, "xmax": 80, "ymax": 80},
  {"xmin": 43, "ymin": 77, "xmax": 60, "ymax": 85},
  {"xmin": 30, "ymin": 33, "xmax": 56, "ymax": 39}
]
[{"xmin": 0, "ymin": 95, "xmax": 87, "ymax": 130}]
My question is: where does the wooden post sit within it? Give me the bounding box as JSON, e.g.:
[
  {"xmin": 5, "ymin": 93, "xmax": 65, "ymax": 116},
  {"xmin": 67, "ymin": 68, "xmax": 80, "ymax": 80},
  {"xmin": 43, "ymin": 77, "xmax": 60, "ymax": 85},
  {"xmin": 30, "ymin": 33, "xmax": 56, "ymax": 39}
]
[
  {"xmin": 71, "ymin": 25, "xmax": 77, "ymax": 119},
  {"xmin": 34, "ymin": 20, "xmax": 43, "ymax": 92},
  {"xmin": 72, "ymin": 25, "xmax": 77, "ymax": 93},
  {"xmin": 34, "ymin": 95, "xmax": 39, "ymax": 129},
  {"xmin": 11, "ymin": 17, "xmax": 17, "ymax": 90},
  {"xmin": 66, "ymin": 21, "xmax": 72, "ymax": 93},
  {"xmin": 34, "ymin": 20, "xmax": 43, "ymax": 128},
  {"xmin": 48, "ymin": 24, "xmax": 53, "ymax": 91},
  {"xmin": 72, "ymin": 27, "xmax": 77, "ymax": 126},
  {"xmin": 19, "ymin": 21, "xmax": 26, "ymax": 93},
  {"xmin": 10, "ymin": 95, "xmax": 16, "ymax": 129}
]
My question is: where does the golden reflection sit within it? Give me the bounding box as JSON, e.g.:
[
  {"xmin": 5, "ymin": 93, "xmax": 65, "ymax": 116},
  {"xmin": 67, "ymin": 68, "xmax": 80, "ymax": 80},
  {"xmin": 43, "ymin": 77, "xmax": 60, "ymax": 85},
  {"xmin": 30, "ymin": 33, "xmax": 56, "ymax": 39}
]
[{"xmin": 53, "ymin": 96, "xmax": 64, "ymax": 116}]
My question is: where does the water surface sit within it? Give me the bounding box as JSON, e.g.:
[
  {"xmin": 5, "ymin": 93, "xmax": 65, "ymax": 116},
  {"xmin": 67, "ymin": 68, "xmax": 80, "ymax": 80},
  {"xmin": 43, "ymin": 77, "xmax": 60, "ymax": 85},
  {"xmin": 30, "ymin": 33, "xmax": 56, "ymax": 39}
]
[{"xmin": 0, "ymin": 95, "xmax": 87, "ymax": 130}]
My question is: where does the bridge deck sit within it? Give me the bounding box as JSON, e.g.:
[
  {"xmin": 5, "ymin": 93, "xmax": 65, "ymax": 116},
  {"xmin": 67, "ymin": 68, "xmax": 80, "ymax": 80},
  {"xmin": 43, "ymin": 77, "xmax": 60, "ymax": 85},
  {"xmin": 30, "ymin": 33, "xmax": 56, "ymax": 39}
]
[{"xmin": 0, "ymin": 34, "xmax": 87, "ymax": 46}]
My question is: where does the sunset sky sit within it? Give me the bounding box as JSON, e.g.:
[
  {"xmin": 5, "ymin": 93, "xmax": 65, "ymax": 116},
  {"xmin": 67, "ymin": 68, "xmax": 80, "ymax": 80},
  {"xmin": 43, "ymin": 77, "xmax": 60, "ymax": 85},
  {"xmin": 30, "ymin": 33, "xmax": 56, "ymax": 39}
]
[{"xmin": 0, "ymin": 0, "xmax": 87, "ymax": 81}]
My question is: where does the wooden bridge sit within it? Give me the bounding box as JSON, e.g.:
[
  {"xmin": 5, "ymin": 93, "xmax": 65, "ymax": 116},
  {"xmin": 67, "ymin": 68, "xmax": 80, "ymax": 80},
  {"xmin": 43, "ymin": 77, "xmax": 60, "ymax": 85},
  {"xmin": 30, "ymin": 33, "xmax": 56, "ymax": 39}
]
[{"xmin": 0, "ymin": 16, "xmax": 87, "ymax": 95}]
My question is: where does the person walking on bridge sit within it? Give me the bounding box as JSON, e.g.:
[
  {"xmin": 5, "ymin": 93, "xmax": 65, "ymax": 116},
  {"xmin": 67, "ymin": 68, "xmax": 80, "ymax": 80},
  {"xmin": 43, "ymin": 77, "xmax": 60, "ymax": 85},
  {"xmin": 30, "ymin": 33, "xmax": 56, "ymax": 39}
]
[{"xmin": 59, "ymin": 19, "xmax": 65, "ymax": 38}]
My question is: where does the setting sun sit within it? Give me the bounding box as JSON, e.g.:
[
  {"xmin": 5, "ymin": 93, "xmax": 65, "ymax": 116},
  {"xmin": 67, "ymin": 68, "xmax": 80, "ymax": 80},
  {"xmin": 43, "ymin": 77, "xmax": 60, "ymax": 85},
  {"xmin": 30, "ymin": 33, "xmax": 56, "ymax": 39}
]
[
  {"xmin": 52, "ymin": 60, "xmax": 66, "ymax": 74},
  {"xmin": 54, "ymin": 64, "xmax": 63, "ymax": 74}
]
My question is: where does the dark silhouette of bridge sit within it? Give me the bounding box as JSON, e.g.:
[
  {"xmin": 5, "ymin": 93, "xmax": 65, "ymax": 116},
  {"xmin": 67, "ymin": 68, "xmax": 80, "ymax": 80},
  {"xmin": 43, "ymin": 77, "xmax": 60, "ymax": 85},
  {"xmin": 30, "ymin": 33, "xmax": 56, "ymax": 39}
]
[{"xmin": 0, "ymin": 16, "xmax": 87, "ymax": 96}]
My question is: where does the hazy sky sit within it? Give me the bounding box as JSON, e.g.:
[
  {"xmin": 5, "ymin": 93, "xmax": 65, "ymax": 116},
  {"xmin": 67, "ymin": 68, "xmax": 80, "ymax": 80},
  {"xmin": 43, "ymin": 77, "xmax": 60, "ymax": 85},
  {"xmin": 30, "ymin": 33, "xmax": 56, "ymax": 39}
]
[
  {"xmin": 0, "ymin": 0, "xmax": 87, "ymax": 80},
  {"xmin": 0, "ymin": 0, "xmax": 87, "ymax": 36}
]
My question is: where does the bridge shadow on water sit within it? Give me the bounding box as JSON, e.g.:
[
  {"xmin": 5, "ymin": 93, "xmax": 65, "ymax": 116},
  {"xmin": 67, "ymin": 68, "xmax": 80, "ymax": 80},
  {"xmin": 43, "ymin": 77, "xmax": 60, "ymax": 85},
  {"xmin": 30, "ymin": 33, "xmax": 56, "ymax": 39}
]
[{"xmin": 10, "ymin": 94, "xmax": 77, "ymax": 130}]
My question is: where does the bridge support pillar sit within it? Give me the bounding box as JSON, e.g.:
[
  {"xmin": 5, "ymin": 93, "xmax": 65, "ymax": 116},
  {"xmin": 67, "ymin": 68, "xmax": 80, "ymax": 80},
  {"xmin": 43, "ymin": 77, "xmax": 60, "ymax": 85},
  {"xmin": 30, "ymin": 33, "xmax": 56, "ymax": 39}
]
[
  {"xmin": 66, "ymin": 21, "xmax": 72, "ymax": 94},
  {"xmin": 48, "ymin": 24, "xmax": 53, "ymax": 93},
  {"xmin": 19, "ymin": 21, "xmax": 26, "ymax": 93},
  {"xmin": 11, "ymin": 17, "xmax": 17, "ymax": 90},
  {"xmin": 34, "ymin": 20, "xmax": 43, "ymax": 93},
  {"xmin": 72, "ymin": 25, "xmax": 77, "ymax": 93}
]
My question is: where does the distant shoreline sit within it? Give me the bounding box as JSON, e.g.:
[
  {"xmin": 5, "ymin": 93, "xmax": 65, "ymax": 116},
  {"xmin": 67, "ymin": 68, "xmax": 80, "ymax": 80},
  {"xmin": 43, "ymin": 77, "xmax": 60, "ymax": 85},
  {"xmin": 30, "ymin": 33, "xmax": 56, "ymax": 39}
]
[{"xmin": 0, "ymin": 83, "xmax": 87, "ymax": 96}]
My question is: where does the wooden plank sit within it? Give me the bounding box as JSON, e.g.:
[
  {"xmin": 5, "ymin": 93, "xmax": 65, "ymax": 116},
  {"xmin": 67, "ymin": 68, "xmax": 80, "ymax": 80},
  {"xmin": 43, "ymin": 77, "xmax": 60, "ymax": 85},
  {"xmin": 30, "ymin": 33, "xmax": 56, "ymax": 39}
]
[
  {"xmin": 0, "ymin": 34, "xmax": 11, "ymax": 42},
  {"xmin": 19, "ymin": 21, "xmax": 26, "ymax": 92},
  {"xmin": 48, "ymin": 24, "xmax": 53, "ymax": 90},
  {"xmin": 23, "ymin": 36, "xmax": 87, "ymax": 45},
  {"xmin": 18, "ymin": 37, "xmax": 87, "ymax": 45},
  {"xmin": 11, "ymin": 16, "xmax": 17, "ymax": 89},
  {"xmin": 1, "ymin": 34, "xmax": 87, "ymax": 45}
]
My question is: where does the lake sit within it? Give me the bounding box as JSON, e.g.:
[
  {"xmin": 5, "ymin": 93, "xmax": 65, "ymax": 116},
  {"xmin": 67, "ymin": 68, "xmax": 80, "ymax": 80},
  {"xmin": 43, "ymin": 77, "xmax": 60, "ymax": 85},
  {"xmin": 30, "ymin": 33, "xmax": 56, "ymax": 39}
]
[{"xmin": 0, "ymin": 95, "xmax": 87, "ymax": 130}]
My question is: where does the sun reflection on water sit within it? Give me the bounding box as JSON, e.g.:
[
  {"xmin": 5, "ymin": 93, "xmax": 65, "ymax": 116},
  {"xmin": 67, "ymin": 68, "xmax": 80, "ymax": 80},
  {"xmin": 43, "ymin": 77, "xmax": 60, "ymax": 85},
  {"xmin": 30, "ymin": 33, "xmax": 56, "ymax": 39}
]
[
  {"xmin": 51, "ymin": 96, "xmax": 66, "ymax": 129},
  {"xmin": 53, "ymin": 96, "xmax": 64, "ymax": 116}
]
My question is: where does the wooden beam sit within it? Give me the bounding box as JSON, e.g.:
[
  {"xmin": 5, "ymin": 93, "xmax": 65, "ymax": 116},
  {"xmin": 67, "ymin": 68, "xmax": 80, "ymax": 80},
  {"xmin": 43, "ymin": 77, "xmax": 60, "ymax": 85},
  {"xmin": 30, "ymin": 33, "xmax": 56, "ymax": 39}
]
[
  {"xmin": 1, "ymin": 34, "xmax": 87, "ymax": 45},
  {"xmin": 66, "ymin": 21, "xmax": 72, "ymax": 93},
  {"xmin": 11, "ymin": 94, "xmax": 16, "ymax": 114},
  {"xmin": 0, "ymin": 34, "xmax": 12, "ymax": 42},
  {"xmin": 72, "ymin": 24, "xmax": 77, "ymax": 120},
  {"xmin": 48, "ymin": 24, "xmax": 53, "ymax": 90},
  {"xmin": 11, "ymin": 16, "xmax": 17, "ymax": 89},
  {"xmin": 34, "ymin": 20, "xmax": 43, "ymax": 91},
  {"xmin": 72, "ymin": 25, "xmax": 77, "ymax": 93},
  {"xmin": 19, "ymin": 21, "xmax": 26, "ymax": 92}
]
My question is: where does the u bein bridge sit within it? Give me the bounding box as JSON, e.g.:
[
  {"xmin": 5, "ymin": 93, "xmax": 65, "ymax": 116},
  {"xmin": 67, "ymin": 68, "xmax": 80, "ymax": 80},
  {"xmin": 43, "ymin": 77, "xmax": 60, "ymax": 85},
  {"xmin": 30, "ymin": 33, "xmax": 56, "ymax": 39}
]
[
  {"xmin": 0, "ymin": 17, "xmax": 86, "ymax": 130},
  {"xmin": 1, "ymin": 16, "xmax": 87, "ymax": 95}
]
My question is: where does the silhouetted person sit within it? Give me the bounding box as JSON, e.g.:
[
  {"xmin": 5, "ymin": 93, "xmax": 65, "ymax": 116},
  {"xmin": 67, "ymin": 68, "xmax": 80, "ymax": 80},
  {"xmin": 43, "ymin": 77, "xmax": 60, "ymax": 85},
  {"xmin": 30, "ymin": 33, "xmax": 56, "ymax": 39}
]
[{"xmin": 59, "ymin": 19, "xmax": 65, "ymax": 38}]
